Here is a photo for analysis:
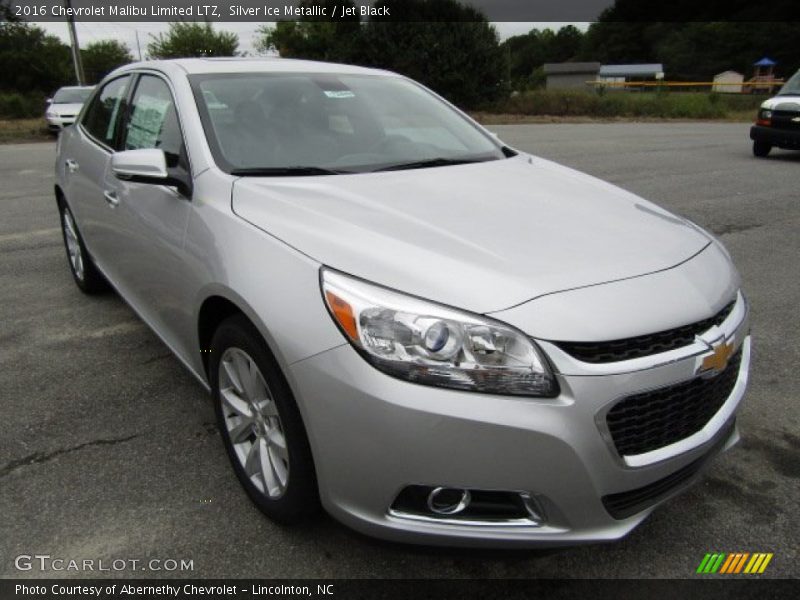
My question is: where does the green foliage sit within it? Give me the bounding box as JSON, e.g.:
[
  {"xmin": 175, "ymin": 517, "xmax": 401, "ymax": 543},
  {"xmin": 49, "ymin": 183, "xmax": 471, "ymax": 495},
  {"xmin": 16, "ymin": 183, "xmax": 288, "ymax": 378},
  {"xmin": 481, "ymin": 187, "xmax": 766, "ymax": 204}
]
[
  {"xmin": 255, "ymin": 0, "xmax": 508, "ymax": 109},
  {"xmin": 0, "ymin": 91, "xmax": 46, "ymax": 118},
  {"xmin": 502, "ymin": 25, "xmax": 584, "ymax": 91},
  {"xmin": 256, "ymin": 0, "xmax": 362, "ymax": 61},
  {"xmin": 0, "ymin": 22, "xmax": 73, "ymax": 93},
  {"xmin": 147, "ymin": 22, "xmax": 238, "ymax": 59},
  {"xmin": 493, "ymin": 90, "xmax": 764, "ymax": 119},
  {"xmin": 82, "ymin": 40, "xmax": 133, "ymax": 84},
  {"xmin": 581, "ymin": 21, "xmax": 800, "ymax": 81},
  {"xmin": 362, "ymin": 0, "xmax": 509, "ymax": 107},
  {"xmin": 361, "ymin": 19, "xmax": 507, "ymax": 107}
]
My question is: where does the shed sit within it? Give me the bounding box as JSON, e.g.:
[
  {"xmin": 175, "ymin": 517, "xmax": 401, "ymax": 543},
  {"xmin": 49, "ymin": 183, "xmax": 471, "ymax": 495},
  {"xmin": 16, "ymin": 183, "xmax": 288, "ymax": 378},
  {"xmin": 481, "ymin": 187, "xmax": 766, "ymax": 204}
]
[
  {"xmin": 713, "ymin": 71, "xmax": 744, "ymax": 93},
  {"xmin": 543, "ymin": 62, "xmax": 601, "ymax": 90},
  {"xmin": 598, "ymin": 64, "xmax": 664, "ymax": 80}
]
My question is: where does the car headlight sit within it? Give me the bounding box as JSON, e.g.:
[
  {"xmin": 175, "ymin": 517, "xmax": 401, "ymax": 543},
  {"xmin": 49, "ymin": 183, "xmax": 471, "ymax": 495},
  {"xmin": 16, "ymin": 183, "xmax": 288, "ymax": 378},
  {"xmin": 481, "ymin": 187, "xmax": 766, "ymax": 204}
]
[
  {"xmin": 46, "ymin": 111, "xmax": 57, "ymax": 119},
  {"xmin": 320, "ymin": 268, "xmax": 558, "ymax": 397}
]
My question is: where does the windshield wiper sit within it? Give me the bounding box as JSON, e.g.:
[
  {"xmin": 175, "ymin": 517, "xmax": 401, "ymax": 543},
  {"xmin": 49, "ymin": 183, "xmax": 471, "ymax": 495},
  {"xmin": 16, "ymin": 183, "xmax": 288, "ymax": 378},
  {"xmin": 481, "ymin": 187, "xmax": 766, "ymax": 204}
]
[
  {"xmin": 372, "ymin": 157, "xmax": 494, "ymax": 172},
  {"xmin": 230, "ymin": 166, "xmax": 346, "ymax": 176}
]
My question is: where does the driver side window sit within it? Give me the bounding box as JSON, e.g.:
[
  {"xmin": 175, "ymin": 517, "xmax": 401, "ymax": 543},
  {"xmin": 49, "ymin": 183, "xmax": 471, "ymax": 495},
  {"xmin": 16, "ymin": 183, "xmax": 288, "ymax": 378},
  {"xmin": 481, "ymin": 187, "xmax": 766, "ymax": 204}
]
[{"xmin": 123, "ymin": 75, "xmax": 185, "ymax": 167}]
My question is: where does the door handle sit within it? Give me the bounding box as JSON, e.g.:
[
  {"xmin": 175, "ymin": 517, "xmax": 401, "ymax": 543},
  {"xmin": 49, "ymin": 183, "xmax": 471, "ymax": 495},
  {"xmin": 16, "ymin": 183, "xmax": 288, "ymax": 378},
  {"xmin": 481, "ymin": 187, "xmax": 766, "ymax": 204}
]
[
  {"xmin": 65, "ymin": 159, "xmax": 79, "ymax": 173},
  {"xmin": 103, "ymin": 190, "xmax": 119, "ymax": 207}
]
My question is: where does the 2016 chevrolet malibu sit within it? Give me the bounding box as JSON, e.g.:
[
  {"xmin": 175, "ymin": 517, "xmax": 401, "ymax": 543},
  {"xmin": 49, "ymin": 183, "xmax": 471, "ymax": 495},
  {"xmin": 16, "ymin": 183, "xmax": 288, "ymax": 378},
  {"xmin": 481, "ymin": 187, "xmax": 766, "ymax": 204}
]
[{"xmin": 54, "ymin": 58, "xmax": 750, "ymax": 547}]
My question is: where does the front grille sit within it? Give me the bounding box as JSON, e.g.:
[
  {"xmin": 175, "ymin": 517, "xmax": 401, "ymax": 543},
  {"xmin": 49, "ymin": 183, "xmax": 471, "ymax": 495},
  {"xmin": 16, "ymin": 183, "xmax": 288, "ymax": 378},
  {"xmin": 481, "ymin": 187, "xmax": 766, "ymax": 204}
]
[
  {"xmin": 602, "ymin": 422, "xmax": 734, "ymax": 519},
  {"xmin": 606, "ymin": 349, "xmax": 741, "ymax": 457},
  {"xmin": 772, "ymin": 110, "xmax": 800, "ymax": 131},
  {"xmin": 553, "ymin": 301, "xmax": 735, "ymax": 363}
]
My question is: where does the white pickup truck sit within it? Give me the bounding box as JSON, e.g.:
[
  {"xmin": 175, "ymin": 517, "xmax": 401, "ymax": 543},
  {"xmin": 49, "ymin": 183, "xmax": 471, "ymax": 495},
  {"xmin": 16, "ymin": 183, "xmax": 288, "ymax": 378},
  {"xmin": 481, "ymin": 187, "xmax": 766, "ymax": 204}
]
[{"xmin": 750, "ymin": 69, "xmax": 800, "ymax": 157}]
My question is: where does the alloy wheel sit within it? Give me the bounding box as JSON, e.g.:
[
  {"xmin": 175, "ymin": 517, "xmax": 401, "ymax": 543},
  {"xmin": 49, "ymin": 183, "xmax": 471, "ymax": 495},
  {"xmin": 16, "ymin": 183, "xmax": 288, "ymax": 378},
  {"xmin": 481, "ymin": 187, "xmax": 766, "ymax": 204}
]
[{"xmin": 218, "ymin": 347, "xmax": 289, "ymax": 498}]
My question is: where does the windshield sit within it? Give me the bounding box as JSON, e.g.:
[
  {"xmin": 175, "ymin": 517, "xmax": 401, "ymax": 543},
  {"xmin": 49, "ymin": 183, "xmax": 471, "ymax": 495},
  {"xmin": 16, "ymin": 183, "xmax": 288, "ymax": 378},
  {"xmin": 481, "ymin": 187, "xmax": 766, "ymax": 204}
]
[
  {"xmin": 53, "ymin": 88, "xmax": 93, "ymax": 104},
  {"xmin": 190, "ymin": 73, "xmax": 507, "ymax": 174},
  {"xmin": 778, "ymin": 70, "xmax": 800, "ymax": 96}
]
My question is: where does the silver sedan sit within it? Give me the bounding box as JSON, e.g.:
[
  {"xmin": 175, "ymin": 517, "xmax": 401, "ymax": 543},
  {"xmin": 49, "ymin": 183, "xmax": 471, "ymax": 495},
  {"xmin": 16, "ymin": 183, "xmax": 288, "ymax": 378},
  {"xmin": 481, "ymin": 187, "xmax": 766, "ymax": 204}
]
[{"xmin": 54, "ymin": 58, "xmax": 750, "ymax": 547}]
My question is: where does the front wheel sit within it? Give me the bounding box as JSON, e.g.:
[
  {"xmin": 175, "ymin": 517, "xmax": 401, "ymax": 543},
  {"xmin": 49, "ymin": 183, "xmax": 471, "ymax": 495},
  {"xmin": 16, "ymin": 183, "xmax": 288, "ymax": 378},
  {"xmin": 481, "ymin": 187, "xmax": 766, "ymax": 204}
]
[
  {"xmin": 210, "ymin": 315, "xmax": 319, "ymax": 523},
  {"xmin": 753, "ymin": 141, "xmax": 772, "ymax": 157}
]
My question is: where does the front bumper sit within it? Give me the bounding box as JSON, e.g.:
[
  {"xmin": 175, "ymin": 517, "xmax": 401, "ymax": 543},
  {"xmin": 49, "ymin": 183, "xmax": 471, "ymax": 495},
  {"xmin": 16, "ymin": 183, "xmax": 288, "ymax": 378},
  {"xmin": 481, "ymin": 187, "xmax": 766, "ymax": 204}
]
[
  {"xmin": 750, "ymin": 124, "xmax": 800, "ymax": 149},
  {"xmin": 288, "ymin": 295, "xmax": 750, "ymax": 547}
]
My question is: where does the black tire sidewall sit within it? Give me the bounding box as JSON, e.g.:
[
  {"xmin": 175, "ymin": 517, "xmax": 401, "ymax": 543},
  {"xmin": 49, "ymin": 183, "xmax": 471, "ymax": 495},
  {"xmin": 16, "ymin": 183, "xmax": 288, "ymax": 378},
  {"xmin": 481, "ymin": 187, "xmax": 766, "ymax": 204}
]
[
  {"xmin": 209, "ymin": 315, "xmax": 318, "ymax": 523},
  {"xmin": 753, "ymin": 141, "xmax": 771, "ymax": 157}
]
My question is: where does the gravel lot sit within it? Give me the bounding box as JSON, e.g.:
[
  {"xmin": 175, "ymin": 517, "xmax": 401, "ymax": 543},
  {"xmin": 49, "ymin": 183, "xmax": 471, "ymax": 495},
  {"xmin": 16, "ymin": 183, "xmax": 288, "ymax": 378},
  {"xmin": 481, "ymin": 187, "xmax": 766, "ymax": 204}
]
[{"xmin": 1, "ymin": 123, "xmax": 797, "ymax": 579}]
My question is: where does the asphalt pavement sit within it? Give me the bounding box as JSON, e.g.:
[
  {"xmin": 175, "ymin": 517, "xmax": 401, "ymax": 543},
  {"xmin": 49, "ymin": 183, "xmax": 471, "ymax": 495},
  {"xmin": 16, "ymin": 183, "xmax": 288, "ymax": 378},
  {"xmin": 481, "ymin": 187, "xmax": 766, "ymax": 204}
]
[{"xmin": 0, "ymin": 123, "xmax": 797, "ymax": 578}]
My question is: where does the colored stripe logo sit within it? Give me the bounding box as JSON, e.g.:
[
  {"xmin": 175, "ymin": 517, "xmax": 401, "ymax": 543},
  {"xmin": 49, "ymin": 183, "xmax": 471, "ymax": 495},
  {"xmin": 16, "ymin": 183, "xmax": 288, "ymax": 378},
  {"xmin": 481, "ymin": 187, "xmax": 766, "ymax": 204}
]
[{"xmin": 696, "ymin": 552, "xmax": 773, "ymax": 574}]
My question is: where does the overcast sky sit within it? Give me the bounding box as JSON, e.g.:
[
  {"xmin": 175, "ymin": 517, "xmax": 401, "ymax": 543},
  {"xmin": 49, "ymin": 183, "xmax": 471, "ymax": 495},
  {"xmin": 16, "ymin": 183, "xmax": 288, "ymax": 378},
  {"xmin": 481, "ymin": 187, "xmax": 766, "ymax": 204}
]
[{"xmin": 36, "ymin": 21, "xmax": 590, "ymax": 58}]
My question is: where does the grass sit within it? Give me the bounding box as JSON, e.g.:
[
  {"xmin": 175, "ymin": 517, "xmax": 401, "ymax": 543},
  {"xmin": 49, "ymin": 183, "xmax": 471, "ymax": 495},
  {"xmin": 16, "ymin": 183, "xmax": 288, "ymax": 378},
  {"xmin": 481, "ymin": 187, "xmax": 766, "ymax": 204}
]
[
  {"xmin": 481, "ymin": 90, "xmax": 764, "ymax": 123},
  {"xmin": 0, "ymin": 118, "xmax": 52, "ymax": 144},
  {"xmin": 0, "ymin": 91, "xmax": 762, "ymax": 144}
]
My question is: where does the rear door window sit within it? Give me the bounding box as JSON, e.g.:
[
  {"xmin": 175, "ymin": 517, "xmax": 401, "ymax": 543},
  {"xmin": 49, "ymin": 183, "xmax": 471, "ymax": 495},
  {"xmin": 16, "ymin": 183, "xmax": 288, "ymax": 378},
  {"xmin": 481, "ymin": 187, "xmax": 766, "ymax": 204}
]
[{"xmin": 81, "ymin": 76, "xmax": 131, "ymax": 148}]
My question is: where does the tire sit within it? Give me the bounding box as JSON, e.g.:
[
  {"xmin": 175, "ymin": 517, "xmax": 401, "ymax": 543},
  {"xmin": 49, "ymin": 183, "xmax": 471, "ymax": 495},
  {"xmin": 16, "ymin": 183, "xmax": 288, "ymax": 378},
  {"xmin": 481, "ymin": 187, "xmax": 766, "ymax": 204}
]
[
  {"xmin": 210, "ymin": 315, "xmax": 319, "ymax": 524},
  {"xmin": 753, "ymin": 141, "xmax": 771, "ymax": 157},
  {"xmin": 58, "ymin": 199, "xmax": 109, "ymax": 294}
]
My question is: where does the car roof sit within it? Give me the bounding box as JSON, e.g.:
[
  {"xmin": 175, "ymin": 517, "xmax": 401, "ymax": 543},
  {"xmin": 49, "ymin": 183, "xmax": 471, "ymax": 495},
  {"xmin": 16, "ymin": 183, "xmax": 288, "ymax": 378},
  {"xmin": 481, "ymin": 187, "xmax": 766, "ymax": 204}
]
[
  {"xmin": 115, "ymin": 57, "xmax": 397, "ymax": 78},
  {"xmin": 57, "ymin": 85, "xmax": 95, "ymax": 90}
]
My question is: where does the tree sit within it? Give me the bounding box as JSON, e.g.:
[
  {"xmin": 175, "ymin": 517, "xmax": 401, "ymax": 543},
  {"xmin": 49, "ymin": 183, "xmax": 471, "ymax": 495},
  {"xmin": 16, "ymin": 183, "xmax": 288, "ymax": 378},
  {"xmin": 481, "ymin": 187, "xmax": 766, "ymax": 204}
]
[
  {"xmin": 255, "ymin": 0, "xmax": 507, "ymax": 108},
  {"xmin": 147, "ymin": 22, "xmax": 238, "ymax": 59},
  {"xmin": 578, "ymin": 1, "xmax": 800, "ymax": 80},
  {"xmin": 361, "ymin": 0, "xmax": 508, "ymax": 108},
  {"xmin": 255, "ymin": 0, "xmax": 362, "ymax": 62},
  {"xmin": 581, "ymin": 20, "xmax": 800, "ymax": 81},
  {"xmin": 0, "ymin": 22, "xmax": 72, "ymax": 93},
  {"xmin": 502, "ymin": 25, "xmax": 585, "ymax": 90},
  {"xmin": 82, "ymin": 40, "xmax": 133, "ymax": 84}
]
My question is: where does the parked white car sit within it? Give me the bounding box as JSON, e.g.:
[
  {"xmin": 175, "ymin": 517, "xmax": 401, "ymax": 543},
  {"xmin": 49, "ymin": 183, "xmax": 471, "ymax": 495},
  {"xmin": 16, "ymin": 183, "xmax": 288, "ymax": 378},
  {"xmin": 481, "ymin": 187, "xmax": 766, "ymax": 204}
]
[{"xmin": 45, "ymin": 86, "xmax": 94, "ymax": 133}]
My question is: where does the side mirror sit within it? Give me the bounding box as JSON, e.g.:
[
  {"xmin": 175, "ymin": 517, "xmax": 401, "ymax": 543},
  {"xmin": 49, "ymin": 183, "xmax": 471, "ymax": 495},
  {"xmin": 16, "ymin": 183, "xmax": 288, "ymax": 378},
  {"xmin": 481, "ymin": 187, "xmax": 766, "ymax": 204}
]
[
  {"xmin": 45, "ymin": 98, "xmax": 53, "ymax": 105},
  {"xmin": 112, "ymin": 149, "xmax": 191, "ymax": 196}
]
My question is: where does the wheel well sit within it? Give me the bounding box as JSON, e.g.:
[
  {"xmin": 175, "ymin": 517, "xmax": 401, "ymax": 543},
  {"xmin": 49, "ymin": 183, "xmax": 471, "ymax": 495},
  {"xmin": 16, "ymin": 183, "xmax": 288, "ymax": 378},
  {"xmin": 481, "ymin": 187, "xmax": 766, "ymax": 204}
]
[
  {"xmin": 197, "ymin": 296, "xmax": 247, "ymax": 375},
  {"xmin": 55, "ymin": 185, "xmax": 65, "ymax": 208}
]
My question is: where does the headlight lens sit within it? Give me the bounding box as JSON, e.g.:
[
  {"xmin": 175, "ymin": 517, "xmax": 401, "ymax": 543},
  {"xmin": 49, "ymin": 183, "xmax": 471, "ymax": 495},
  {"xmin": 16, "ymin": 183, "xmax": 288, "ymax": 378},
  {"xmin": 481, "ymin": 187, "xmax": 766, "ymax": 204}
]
[
  {"xmin": 321, "ymin": 269, "xmax": 557, "ymax": 397},
  {"xmin": 46, "ymin": 111, "xmax": 56, "ymax": 118}
]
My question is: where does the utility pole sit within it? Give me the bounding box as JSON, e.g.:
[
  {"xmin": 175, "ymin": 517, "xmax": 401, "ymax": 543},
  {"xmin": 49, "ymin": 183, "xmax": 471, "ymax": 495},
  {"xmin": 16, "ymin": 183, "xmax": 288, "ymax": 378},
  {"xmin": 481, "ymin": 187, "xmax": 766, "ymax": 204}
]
[
  {"xmin": 64, "ymin": 0, "xmax": 85, "ymax": 85},
  {"xmin": 135, "ymin": 30, "xmax": 142, "ymax": 61}
]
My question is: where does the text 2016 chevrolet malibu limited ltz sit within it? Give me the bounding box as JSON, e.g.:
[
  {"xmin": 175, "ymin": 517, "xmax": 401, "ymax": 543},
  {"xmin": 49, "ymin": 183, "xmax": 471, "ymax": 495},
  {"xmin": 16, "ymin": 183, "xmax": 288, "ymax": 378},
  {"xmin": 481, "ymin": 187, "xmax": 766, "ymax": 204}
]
[{"xmin": 54, "ymin": 58, "xmax": 750, "ymax": 547}]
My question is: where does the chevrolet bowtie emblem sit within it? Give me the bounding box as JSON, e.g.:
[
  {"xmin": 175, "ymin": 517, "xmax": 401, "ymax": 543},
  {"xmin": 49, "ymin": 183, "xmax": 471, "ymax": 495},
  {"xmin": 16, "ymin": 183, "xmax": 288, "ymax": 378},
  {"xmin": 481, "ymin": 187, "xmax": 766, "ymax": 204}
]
[{"xmin": 701, "ymin": 341, "xmax": 734, "ymax": 373}]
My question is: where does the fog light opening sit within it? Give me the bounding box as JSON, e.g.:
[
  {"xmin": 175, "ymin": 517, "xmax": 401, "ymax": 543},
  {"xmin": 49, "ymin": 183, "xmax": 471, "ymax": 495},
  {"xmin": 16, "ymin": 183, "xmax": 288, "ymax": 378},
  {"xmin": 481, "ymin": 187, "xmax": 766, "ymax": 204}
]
[
  {"xmin": 427, "ymin": 487, "xmax": 471, "ymax": 515},
  {"xmin": 390, "ymin": 485, "xmax": 547, "ymax": 526},
  {"xmin": 520, "ymin": 492, "xmax": 546, "ymax": 525}
]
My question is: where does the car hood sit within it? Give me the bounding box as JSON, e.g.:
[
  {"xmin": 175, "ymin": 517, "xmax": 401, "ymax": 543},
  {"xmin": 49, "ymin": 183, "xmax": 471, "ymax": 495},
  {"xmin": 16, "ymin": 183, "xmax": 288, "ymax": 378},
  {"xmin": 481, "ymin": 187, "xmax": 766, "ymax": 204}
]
[
  {"xmin": 232, "ymin": 155, "xmax": 711, "ymax": 313},
  {"xmin": 49, "ymin": 103, "xmax": 83, "ymax": 115},
  {"xmin": 761, "ymin": 94, "xmax": 800, "ymax": 110}
]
